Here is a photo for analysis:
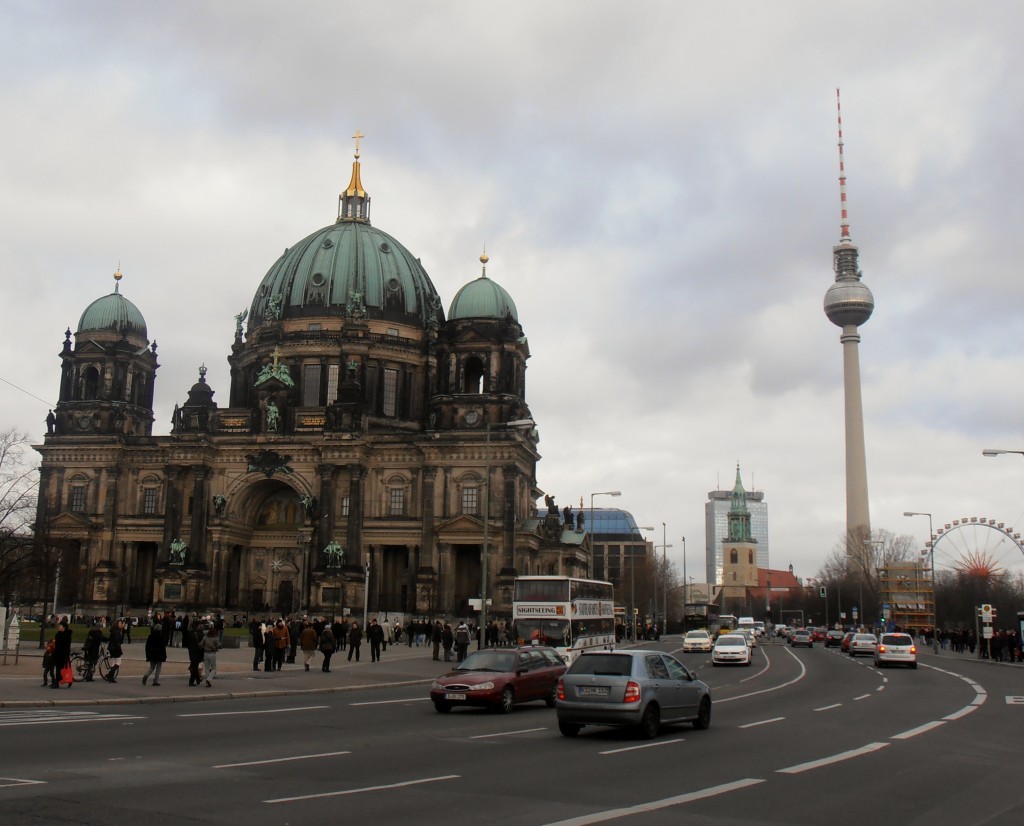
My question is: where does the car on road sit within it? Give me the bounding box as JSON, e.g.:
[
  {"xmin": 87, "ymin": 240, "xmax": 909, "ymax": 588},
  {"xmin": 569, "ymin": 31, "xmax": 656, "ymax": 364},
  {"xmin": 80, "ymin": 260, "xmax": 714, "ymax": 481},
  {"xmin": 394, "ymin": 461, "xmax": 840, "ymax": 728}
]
[
  {"xmin": 874, "ymin": 633, "xmax": 917, "ymax": 668},
  {"xmin": 811, "ymin": 627, "xmax": 827, "ymax": 642},
  {"xmin": 789, "ymin": 629, "xmax": 814, "ymax": 648},
  {"xmin": 430, "ymin": 645, "xmax": 566, "ymax": 713},
  {"xmin": 824, "ymin": 629, "xmax": 845, "ymax": 647},
  {"xmin": 738, "ymin": 628, "xmax": 758, "ymax": 649},
  {"xmin": 555, "ymin": 649, "xmax": 712, "ymax": 739},
  {"xmin": 848, "ymin": 633, "xmax": 878, "ymax": 657},
  {"xmin": 712, "ymin": 634, "xmax": 752, "ymax": 666},
  {"xmin": 682, "ymin": 630, "xmax": 713, "ymax": 653},
  {"xmin": 841, "ymin": 631, "xmax": 856, "ymax": 653}
]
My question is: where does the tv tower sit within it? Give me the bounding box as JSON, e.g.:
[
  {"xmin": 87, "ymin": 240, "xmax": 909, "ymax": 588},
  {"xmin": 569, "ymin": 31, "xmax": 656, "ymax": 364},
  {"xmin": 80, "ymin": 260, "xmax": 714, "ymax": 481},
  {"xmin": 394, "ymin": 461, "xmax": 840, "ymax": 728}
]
[{"xmin": 823, "ymin": 89, "xmax": 874, "ymax": 563}]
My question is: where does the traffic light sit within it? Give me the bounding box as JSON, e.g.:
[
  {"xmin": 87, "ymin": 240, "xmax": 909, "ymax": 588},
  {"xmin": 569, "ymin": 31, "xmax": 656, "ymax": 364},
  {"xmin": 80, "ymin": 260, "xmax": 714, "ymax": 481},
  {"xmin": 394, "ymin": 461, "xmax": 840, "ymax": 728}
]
[{"xmin": 819, "ymin": 586, "xmax": 827, "ymax": 598}]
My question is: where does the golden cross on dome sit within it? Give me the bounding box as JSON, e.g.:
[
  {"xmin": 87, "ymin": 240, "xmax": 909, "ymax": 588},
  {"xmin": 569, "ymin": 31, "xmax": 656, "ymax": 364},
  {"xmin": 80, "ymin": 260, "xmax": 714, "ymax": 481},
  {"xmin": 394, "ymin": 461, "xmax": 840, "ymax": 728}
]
[{"xmin": 352, "ymin": 130, "xmax": 365, "ymax": 158}]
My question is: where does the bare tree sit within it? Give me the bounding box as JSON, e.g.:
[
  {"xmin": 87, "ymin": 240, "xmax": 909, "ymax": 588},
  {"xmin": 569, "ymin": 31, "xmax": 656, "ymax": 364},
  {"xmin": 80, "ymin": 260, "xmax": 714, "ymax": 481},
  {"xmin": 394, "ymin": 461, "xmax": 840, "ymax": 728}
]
[
  {"xmin": 817, "ymin": 529, "xmax": 917, "ymax": 623},
  {"xmin": 0, "ymin": 429, "xmax": 39, "ymax": 608}
]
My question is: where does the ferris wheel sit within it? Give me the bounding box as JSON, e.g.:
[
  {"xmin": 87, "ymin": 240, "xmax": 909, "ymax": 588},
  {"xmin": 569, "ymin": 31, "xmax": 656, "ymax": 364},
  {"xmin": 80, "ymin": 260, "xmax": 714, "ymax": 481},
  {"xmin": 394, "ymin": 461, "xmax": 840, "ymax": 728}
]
[{"xmin": 927, "ymin": 516, "xmax": 1024, "ymax": 578}]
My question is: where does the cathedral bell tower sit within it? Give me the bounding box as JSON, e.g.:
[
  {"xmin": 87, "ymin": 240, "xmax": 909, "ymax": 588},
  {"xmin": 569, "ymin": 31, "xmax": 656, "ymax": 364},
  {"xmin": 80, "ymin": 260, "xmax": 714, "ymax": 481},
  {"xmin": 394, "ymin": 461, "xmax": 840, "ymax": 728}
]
[{"xmin": 720, "ymin": 464, "xmax": 759, "ymax": 611}]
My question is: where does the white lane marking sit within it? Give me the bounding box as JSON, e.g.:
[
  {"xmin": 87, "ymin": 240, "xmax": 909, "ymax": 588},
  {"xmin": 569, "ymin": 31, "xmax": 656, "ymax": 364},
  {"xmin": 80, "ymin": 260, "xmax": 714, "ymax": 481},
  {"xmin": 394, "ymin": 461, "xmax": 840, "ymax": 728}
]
[
  {"xmin": 599, "ymin": 738, "xmax": 685, "ymax": 755},
  {"xmin": 739, "ymin": 649, "xmax": 770, "ymax": 683},
  {"xmin": 0, "ymin": 777, "xmax": 47, "ymax": 788},
  {"xmin": 0, "ymin": 710, "xmax": 145, "ymax": 727},
  {"xmin": 214, "ymin": 750, "xmax": 351, "ymax": 768},
  {"xmin": 891, "ymin": 721, "xmax": 946, "ymax": 740},
  {"xmin": 944, "ymin": 705, "xmax": 979, "ymax": 721},
  {"xmin": 853, "ymin": 693, "xmax": 871, "ymax": 701},
  {"xmin": 546, "ymin": 778, "xmax": 766, "ymax": 825},
  {"xmin": 876, "ymin": 686, "xmax": 885, "ymax": 692},
  {"xmin": 971, "ymin": 694, "xmax": 987, "ymax": 705},
  {"xmin": 265, "ymin": 774, "xmax": 460, "ymax": 803},
  {"xmin": 814, "ymin": 703, "xmax": 842, "ymax": 712},
  {"xmin": 777, "ymin": 742, "xmax": 888, "ymax": 774},
  {"xmin": 1006, "ymin": 696, "xmax": 1024, "ymax": 705},
  {"xmin": 469, "ymin": 727, "xmax": 547, "ymax": 739},
  {"xmin": 739, "ymin": 716, "xmax": 784, "ymax": 729},
  {"xmin": 716, "ymin": 646, "xmax": 807, "ymax": 704},
  {"xmin": 349, "ymin": 697, "xmax": 431, "ymax": 706},
  {"xmin": 179, "ymin": 705, "xmax": 328, "ymax": 718}
]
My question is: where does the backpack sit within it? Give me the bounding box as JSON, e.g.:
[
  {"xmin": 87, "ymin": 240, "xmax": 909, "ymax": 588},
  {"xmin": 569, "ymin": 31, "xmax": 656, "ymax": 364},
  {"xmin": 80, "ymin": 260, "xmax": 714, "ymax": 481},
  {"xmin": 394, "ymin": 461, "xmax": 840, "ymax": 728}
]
[{"xmin": 455, "ymin": 626, "xmax": 470, "ymax": 645}]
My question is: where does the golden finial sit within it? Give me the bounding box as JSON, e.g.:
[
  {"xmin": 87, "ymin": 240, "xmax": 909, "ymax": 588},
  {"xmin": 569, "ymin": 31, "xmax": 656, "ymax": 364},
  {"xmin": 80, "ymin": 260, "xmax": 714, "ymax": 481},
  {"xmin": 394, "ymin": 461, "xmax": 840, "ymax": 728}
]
[
  {"xmin": 113, "ymin": 264, "xmax": 123, "ymax": 292},
  {"xmin": 271, "ymin": 345, "xmax": 282, "ymax": 366},
  {"xmin": 480, "ymin": 247, "xmax": 489, "ymax": 278},
  {"xmin": 352, "ymin": 130, "xmax": 365, "ymax": 159}
]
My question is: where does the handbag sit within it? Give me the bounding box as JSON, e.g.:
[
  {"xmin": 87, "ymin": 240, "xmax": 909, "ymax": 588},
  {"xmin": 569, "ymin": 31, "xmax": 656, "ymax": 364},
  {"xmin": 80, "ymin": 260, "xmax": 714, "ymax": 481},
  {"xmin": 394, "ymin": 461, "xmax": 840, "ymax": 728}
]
[{"xmin": 60, "ymin": 663, "xmax": 74, "ymax": 686}]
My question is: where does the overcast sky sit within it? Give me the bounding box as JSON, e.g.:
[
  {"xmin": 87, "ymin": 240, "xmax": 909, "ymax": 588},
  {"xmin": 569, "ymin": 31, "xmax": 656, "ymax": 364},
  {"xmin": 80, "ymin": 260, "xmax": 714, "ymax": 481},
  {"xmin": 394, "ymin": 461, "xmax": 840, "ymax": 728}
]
[{"xmin": 3, "ymin": 1, "xmax": 1024, "ymax": 586}]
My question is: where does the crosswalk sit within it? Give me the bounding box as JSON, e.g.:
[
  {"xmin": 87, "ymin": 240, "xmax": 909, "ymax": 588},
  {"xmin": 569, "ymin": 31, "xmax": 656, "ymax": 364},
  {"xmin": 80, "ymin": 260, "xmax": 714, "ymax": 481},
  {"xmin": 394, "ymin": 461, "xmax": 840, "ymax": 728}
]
[{"xmin": 0, "ymin": 709, "xmax": 145, "ymax": 727}]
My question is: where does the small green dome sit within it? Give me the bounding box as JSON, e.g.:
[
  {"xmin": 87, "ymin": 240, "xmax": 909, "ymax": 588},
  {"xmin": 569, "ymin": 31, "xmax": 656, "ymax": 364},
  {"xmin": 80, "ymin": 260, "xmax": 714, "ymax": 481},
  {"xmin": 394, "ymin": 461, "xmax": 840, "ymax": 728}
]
[
  {"xmin": 448, "ymin": 274, "xmax": 518, "ymax": 321},
  {"xmin": 78, "ymin": 289, "xmax": 148, "ymax": 338}
]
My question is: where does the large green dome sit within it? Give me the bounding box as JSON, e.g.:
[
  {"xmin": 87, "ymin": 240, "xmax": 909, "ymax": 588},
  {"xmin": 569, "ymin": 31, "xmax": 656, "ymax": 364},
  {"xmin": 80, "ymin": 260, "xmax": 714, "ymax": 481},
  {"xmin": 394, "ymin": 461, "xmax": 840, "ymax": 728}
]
[
  {"xmin": 448, "ymin": 272, "xmax": 518, "ymax": 321},
  {"xmin": 249, "ymin": 221, "xmax": 444, "ymax": 330},
  {"xmin": 78, "ymin": 285, "xmax": 148, "ymax": 339}
]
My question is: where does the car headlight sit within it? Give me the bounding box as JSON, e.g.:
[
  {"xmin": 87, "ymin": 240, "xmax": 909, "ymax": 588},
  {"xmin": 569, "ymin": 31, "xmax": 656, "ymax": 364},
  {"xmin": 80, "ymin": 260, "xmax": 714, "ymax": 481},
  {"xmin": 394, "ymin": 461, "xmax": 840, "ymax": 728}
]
[
  {"xmin": 431, "ymin": 680, "xmax": 444, "ymax": 690},
  {"xmin": 470, "ymin": 681, "xmax": 495, "ymax": 691}
]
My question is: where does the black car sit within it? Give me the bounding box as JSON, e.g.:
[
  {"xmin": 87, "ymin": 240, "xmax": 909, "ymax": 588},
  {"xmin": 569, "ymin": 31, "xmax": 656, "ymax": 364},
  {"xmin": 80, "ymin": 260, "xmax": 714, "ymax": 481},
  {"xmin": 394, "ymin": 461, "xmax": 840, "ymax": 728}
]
[{"xmin": 824, "ymin": 629, "xmax": 845, "ymax": 647}]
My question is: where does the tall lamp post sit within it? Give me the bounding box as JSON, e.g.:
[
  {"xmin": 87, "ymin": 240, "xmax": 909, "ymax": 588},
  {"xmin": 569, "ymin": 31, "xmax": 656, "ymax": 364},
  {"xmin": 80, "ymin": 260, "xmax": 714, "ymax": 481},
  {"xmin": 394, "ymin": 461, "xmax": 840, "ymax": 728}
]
[
  {"xmin": 481, "ymin": 418, "xmax": 535, "ymax": 648},
  {"xmin": 588, "ymin": 491, "xmax": 621, "ymax": 579},
  {"xmin": 637, "ymin": 526, "xmax": 655, "ymax": 641},
  {"xmin": 680, "ymin": 535, "xmax": 687, "ymax": 632},
  {"xmin": 903, "ymin": 511, "xmax": 935, "ymax": 628},
  {"xmin": 656, "ymin": 522, "xmax": 673, "ymax": 635}
]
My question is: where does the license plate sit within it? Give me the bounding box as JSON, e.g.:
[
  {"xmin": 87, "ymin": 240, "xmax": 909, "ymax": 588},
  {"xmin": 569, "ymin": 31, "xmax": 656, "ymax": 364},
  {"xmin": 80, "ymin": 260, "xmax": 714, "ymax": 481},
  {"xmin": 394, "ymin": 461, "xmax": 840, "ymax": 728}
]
[
  {"xmin": 445, "ymin": 692, "xmax": 467, "ymax": 701},
  {"xmin": 578, "ymin": 686, "xmax": 609, "ymax": 697}
]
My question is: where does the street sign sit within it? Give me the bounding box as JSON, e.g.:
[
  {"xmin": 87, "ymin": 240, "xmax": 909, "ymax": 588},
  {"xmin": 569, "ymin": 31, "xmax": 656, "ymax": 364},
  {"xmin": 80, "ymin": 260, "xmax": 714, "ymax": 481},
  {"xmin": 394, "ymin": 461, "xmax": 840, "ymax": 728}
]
[{"xmin": 852, "ymin": 607, "xmax": 859, "ymax": 619}]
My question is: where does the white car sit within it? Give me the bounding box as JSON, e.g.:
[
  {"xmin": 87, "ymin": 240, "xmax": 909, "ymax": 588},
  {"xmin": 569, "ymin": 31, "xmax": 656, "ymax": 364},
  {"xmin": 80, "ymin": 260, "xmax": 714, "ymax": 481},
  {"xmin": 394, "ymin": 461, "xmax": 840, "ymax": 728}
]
[
  {"xmin": 682, "ymin": 630, "xmax": 713, "ymax": 653},
  {"xmin": 738, "ymin": 628, "xmax": 758, "ymax": 649},
  {"xmin": 848, "ymin": 633, "xmax": 878, "ymax": 657},
  {"xmin": 712, "ymin": 634, "xmax": 751, "ymax": 667},
  {"xmin": 874, "ymin": 633, "xmax": 917, "ymax": 668}
]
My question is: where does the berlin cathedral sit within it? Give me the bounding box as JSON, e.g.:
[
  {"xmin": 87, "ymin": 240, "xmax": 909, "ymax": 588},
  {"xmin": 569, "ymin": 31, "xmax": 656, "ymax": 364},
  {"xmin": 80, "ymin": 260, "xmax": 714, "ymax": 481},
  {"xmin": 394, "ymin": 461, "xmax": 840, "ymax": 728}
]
[{"xmin": 35, "ymin": 145, "xmax": 588, "ymax": 621}]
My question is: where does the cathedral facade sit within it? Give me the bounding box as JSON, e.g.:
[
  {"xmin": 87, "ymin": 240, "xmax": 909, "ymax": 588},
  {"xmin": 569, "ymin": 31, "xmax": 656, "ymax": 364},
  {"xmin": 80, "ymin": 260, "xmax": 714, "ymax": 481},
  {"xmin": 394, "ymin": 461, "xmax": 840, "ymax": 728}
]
[{"xmin": 35, "ymin": 149, "xmax": 588, "ymax": 621}]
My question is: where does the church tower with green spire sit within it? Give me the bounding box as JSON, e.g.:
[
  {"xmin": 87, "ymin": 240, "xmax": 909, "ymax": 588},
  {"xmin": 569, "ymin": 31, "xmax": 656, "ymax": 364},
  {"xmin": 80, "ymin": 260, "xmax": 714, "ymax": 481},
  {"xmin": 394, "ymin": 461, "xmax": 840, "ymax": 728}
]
[{"xmin": 719, "ymin": 463, "xmax": 759, "ymax": 612}]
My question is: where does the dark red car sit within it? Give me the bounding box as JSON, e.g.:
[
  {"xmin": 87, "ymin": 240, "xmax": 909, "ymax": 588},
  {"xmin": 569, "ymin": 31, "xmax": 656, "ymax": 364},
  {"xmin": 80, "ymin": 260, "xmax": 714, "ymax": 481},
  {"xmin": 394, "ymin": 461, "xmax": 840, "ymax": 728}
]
[
  {"xmin": 430, "ymin": 645, "xmax": 567, "ymax": 714},
  {"xmin": 811, "ymin": 627, "xmax": 827, "ymax": 642}
]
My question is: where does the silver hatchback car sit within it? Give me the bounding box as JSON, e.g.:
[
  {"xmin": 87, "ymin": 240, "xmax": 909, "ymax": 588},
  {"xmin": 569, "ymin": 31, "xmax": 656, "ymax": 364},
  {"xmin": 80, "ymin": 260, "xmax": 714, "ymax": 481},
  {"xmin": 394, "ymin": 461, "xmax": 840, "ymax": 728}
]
[{"xmin": 555, "ymin": 649, "xmax": 712, "ymax": 739}]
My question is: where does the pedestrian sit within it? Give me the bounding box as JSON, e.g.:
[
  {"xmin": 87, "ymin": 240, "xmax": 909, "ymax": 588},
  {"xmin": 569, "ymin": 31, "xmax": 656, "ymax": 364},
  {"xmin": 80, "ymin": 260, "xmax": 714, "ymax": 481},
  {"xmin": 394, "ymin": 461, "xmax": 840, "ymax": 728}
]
[
  {"xmin": 368, "ymin": 618, "xmax": 384, "ymax": 662},
  {"xmin": 82, "ymin": 624, "xmax": 107, "ymax": 682},
  {"xmin": 51, "ymin": 619, "xmax": 73, "ymax": 689},
  {"xmin": 201, "ymin": 624, "xmax": 221, "ymax": 687},
  {"xmin": 185, "ymin": 621, "xmax": 204, "ymax": 686},
  {"xmin": 287, "ymin": 617, "xmax": 302, "ymax": 663},
  {"xmin": 319, "ymin": 625, "xmax": 336, "ymax": 672},
  {"xmin": 272, "ymin": 619, "xmax": 290, "ymax": 670},
  {"xmin": 331, "ymin": 616, "xmax": 347, "ymax": 652},
  {"xmin": 300, "ymin": 621, "xmax": 318, "ymax": 671},
  {"xmin": 249, "ymin": 617, "xmax": 265, "ymax": 671},
  {"xmin": 454, "ymin": 621, "xmax": 471, "ymax": 662},
  {"xmin": 431, "ymin": 620, "xmax": 443, "ymax": 661},
  {"xmin": 383, "ymin": 618, "xmax": 393, "ymax": 651},
  {"xmin": 263, "ymin": 621, "xmax": 276, "ymax": 671},
  {"xmin": 42, "ymin": 635, "xmax": 56, "ymax": 687},
  {"xmin": 123, "ymin": 614, "xmax": 132, "ymax": 644},
  {"xmin": 347, "ymin": 621, "xmax": 362, "ymax": 662},
  {"xmin": 105, "ymin": 618, "xmax": 124, "ymax": 683},
  {"xmin": 142, "ymin": 624, "xmax": 167, "ymax": 686},
  {"xmin": 442, "ymin": 623, "xmax": 454, "ymax": 662}
]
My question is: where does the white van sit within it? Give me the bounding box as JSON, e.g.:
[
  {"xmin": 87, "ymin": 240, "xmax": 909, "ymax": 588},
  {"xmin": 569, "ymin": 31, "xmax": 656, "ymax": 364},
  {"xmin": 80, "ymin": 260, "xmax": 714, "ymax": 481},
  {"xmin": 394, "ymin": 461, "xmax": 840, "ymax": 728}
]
[{"xmin": 737, "ymin": 617, "xmax": 756, "ymax": 635}]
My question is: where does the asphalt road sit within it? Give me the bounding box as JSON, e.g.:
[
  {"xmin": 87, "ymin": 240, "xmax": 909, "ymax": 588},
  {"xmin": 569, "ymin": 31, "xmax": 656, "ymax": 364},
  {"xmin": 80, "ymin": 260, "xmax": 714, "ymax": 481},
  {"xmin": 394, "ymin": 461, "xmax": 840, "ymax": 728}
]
[{"xmin": 0, "ymin": 640, "xmax": 1021, "ymax": 825}]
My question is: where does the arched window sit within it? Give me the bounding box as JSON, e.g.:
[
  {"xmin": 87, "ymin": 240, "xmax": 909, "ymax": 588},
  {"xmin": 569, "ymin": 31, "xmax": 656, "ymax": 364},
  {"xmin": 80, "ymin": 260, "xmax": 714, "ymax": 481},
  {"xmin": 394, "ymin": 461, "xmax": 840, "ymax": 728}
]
[
  {"xmin": 729, "ymin": 549, "xmax": 738, "ymax": 564},
  {"xmin": 82, "ymin": 366, "xmax": 100, "ymax": 400},
  {"xmin": 748, "ymin": 550, "xmax": 754, "ymax": 564},
  {"xmin": 462, "ymin": 356, "xmax": 485, "ymax": 394}
]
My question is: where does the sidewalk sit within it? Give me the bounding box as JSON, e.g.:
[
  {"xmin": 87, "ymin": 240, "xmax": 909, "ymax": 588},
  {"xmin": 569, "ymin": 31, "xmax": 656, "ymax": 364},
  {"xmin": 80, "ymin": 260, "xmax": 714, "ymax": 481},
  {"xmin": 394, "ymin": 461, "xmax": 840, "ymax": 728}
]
[{"xmin": 0, "ymin": 640, "xmax": 449, "ymax": 708}]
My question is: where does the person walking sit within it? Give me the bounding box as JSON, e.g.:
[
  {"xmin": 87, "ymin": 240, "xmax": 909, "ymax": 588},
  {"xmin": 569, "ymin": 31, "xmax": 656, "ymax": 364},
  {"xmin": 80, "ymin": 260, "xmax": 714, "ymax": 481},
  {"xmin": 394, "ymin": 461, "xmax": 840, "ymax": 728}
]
[
  {"xmin": 142, "ymin": 624, "xmax": 167, "ymax": 686},
  {"xmin": 299, "ymin": 620, "xmax": 318, "ymax": 671},
  {"xmin": 263, "ymin": 621, "xmax": 276, "ymax": 672},
  {"xmin": 82, "ymin": 625, "xmax": 107, "ymax": 682},
  {"xmin": 51, "ymin": 619, "xmax": 73, "ymax": 689},
  {"xmin": 367, "ymin": 618, "xmax": 384, "ymax": 662},
  {"xmin": 201, "ymin": 624, "xmax": 221, "ymax": 687},
  {"xmin": 332, "ymin": 616, "xmax": 347, "ymax": 652},
  {"xmin": 42, "ymin": 635, "xmax": 56, "ymax": 687},
  {"xmin": 431, "ymin": 620, "xmax": 443, "ymax": 660},
  {"xmin": 347, "ymin": 621, "xmax": 362, "ymax": 662},
  {"xmin": 454, "ymin": 621, "xmax": 471, "ymax": 663},
  {"xmin": 185, "ymin": 621, "xmax": 205, "ymax": 686},
  {"xmin": 105, "ymin": 618, "xmax": 124, "ymax": 683},
  {"xmin": 319, "ymin": 625, "xmax": 336, "ymax": 672},
  {"xmin": 442, "ymin": 623, "xmax": 454, "ymax": 662},
  {"xmin": 272, "ymin": 619, "xmax": 290, "ymax": 670},
  {"xmin": 249, "ymin": 618, "xmax": 265, "ymax": 671}
]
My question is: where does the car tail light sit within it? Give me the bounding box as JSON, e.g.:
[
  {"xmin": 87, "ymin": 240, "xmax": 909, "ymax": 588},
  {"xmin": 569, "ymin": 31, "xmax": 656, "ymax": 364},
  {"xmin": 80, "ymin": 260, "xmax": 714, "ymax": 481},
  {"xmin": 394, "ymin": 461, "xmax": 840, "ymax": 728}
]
[
  {"xmin": 623, "ymin": 681, "xmax": 641, "ymax": 703},
  {"xmin": 909, "ymin": 646, "xmax": 917, "ymax": 654},
  {"xmin": 877, "ymin": 645, "xmax": 886, "ymax": 653},
  {"xmin": 556, "ymin": 679, "xmax": 566, "ymax": 701}
]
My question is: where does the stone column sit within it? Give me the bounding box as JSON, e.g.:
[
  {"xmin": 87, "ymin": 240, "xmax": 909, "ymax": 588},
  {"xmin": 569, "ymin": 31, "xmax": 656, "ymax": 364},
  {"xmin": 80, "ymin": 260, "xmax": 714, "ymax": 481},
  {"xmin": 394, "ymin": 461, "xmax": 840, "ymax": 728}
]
[
  {"xmin": 188, "ymin": 466, "xmax": 211, "ymax": 568},
  {"xmin": 346, "ymin": 464, "xmax": 365, "ymax": 566},
  {"xmin": 316, "ymin": 464, "xmax": 336, "ymax": 566}
]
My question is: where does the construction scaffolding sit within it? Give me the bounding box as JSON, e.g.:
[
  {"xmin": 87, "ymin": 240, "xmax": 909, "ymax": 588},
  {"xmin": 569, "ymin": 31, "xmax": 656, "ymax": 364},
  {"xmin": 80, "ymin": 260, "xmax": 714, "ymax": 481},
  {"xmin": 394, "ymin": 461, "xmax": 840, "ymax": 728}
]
[{"xmin": 879, "ymin": 562, "xmax": 935, "ymax": 630}]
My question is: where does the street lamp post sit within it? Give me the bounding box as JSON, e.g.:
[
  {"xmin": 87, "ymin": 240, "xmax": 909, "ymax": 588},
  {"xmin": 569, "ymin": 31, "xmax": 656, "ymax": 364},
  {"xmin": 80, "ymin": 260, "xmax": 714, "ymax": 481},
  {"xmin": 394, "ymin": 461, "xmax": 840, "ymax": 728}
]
[
  {"xmin": 481, "ymin": 418, "xmax": 535, "ymax": 649},
  {"xmin": 681, "ymin": 536, "xmax": 687, "ymax": 632},
  {"xmin": 637, "ymin": 526, "xmax": 655, "ymax": 642},
  {"xmin": 655, "ymin": 522, "xmax": 672, "ymax": 636},
  {"xmin": 589, "ymin": 491, "xmax": 622, "ymax": 579},
  {"xmin": 903, "ymin": 511, "xmax": 935, "ymax": 628}
]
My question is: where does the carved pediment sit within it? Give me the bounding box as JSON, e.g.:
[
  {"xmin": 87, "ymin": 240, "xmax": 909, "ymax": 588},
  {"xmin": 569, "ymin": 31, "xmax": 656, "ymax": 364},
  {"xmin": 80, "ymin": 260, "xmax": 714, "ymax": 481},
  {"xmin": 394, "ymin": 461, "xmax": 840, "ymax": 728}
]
[{"xmin": 436, "ymin": 514, "xmax": 484, "ymax": 537}]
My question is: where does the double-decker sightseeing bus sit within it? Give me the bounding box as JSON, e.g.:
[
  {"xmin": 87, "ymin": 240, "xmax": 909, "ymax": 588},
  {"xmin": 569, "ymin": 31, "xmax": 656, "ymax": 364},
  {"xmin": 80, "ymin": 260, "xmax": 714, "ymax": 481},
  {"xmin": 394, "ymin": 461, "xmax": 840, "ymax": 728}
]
[{"xmin": 512, "ymin": 576, "xmax": 616, "ymax": 662}]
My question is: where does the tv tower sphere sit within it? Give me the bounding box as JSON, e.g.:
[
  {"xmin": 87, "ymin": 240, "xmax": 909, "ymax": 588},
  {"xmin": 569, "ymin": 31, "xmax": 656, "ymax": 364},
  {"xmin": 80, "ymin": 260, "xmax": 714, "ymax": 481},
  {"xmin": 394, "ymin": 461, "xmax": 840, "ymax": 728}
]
[{"xmin": 824, "ymin": 274, "xmax": 874, "ymax": 328}]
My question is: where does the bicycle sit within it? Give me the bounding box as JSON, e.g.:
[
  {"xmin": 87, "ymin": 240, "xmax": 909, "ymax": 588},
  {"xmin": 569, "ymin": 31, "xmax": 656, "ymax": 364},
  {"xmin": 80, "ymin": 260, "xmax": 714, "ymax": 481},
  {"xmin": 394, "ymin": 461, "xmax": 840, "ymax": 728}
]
[{"xmin": 70, "ymin": 643, "xmax": 112, "ymax": 682}]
